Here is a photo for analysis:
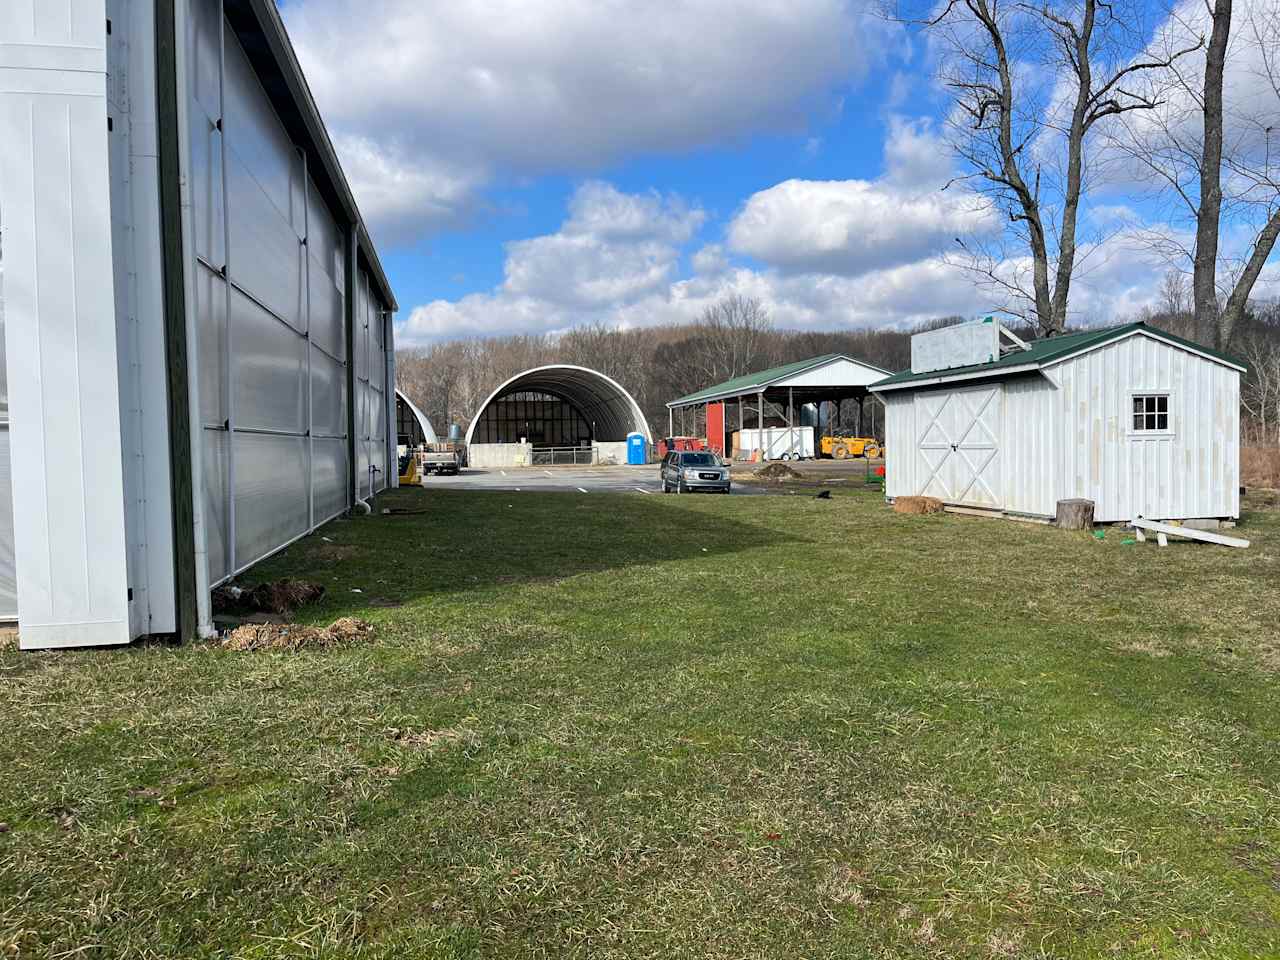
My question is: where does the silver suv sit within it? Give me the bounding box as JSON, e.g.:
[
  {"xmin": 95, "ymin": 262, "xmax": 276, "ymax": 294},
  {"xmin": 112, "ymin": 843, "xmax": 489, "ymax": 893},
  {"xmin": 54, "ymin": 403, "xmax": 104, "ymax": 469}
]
[{"xmin": 660, "ymin": 450, "xmax": 731, "ymax": 494}]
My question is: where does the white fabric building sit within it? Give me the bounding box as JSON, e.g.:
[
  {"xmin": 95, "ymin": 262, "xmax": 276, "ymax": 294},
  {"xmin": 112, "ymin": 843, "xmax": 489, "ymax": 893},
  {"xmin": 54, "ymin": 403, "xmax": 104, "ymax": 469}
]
[
  {"xmin": 0, "ymin": 0, "xmax": 397, "ymax": 648},
  {"xmin": 871, "ymin": 321, "xmax": 1243, "ymax": 524}
]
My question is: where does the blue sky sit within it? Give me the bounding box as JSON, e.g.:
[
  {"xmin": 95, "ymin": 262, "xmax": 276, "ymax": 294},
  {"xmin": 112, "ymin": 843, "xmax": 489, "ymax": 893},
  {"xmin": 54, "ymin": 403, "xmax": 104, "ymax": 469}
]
[{"xmin": 279, "ymin": 0, "xmax": 1280, "ymax": 346}]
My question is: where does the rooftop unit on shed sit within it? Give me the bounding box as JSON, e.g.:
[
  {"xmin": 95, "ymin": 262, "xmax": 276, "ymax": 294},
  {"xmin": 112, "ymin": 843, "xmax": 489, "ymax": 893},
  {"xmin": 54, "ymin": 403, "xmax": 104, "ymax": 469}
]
[
  {"xmin": 869, "ymin": 321, "xmax": 1244, "ymax": 524},
  {"xmin": 0, "ymin": 0, "xmax": 398, "ymax": 648}
]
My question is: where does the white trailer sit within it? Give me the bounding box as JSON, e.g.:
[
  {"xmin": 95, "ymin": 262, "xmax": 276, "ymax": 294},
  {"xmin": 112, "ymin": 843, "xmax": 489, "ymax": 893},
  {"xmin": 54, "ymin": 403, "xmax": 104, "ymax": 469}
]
[{"xmin": 737, "ymin": 426, "xmax": 815, "ymax": 461}]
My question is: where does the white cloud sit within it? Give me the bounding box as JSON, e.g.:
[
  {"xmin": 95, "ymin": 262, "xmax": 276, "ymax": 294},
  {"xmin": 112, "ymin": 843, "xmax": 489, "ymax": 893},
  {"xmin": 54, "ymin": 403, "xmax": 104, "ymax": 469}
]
[
  {"xmin": 401, "ymin": 182, "xmax": 706, "ymax": 341},
  {"xmin": 397, "ymin": 179, "xmax": 994, "ymax": 346},
  {"xmin": 283, "ymin": 0, "xmax": 874, "ymax": 243},
  {"xmin": 330, "ymin": 135, "xmax": 484, "ymax": 244},
  {"xmin": 726, "ymin": 117, "xmax": 997, "ymax": 275},
  {"xmin": 502, "ymin": 184, "xmax": 703, "ymax": 308}
]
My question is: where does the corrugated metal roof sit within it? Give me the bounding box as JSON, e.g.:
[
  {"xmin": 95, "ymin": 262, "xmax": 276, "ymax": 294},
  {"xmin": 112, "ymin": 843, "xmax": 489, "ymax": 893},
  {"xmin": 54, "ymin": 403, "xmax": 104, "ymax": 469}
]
[
  {"xmin": 871, "ymin": 322, "xmax": 1245, "ymax": 390},
  {"xmin": 669, "ymin": 353, "xmax": 884, "ymax": 406}
]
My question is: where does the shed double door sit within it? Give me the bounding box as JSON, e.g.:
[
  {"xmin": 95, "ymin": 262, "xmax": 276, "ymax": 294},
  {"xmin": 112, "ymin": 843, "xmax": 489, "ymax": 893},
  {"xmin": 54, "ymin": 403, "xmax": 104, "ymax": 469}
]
[{"xmin": 914, "ymin": 384, "xmax": 1002, "ymax": 508}]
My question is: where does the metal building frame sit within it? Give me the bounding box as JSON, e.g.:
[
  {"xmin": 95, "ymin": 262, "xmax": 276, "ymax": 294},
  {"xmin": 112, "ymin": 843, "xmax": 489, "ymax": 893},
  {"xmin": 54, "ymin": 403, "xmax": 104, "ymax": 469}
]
[{"xmin": 0, "ymin": 0, "xmax": 398, "ymax": 647}]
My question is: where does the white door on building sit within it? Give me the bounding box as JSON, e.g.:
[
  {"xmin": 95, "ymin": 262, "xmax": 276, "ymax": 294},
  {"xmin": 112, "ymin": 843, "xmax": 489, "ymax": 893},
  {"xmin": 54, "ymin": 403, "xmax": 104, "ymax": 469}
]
[{"xmin": 914, "ymin": 384, "xmax": 1002, "ymax": 508}]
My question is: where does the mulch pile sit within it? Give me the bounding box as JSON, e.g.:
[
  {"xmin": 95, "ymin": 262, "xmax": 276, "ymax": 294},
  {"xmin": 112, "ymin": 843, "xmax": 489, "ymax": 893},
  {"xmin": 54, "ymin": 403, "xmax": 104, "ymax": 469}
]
[
  {"xmin": 753, "ymin": 463, "xmax": 801, "ymax": 481},
  {"xmin": 219, "ymin": 616, "xmax": 373, "ymax": 652},
  {"xmin": 893, "ymin": 495, "xmax": 944, "ymax": 515},
  {"xmin": 212, "ymin": 579, "xmax": 325, "ymax": 616}
]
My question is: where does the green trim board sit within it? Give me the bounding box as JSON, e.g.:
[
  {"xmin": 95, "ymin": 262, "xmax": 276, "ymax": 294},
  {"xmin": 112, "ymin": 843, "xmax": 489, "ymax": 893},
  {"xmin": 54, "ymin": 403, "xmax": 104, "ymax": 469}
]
[
  {"xmin": 669, "ymin": 354, "xmax": 890, "ymax": 407},
  {"xmin": 870, "ymin": 322, "xmax": 1246, "ymax": 392}
]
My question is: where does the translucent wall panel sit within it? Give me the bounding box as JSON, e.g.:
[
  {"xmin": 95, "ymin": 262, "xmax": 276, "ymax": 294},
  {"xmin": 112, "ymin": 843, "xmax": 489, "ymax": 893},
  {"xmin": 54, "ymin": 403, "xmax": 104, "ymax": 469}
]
[
  {"xmin": 195, "ymin": 263, "xmax": 227, "ymax": 425},
  {"xmin": 225, "ymin": 149, "xmax": 304, "ymax": 330},
  {"xmin": 311, "ymin": 346, "xmax": 346, "ymax": 437},
  {"xmin": 233, "ymin": 433, "xmax": 309, "ymax": 566},
  {"xmin": 308, "ymin": 260, "xmax": 343, "ymax": 358},
  {"xmin": 313, "ymin": 437, "xmax": 348, "ymax": 523},
  {"xmin": 223, "ymin": 33, "xmax": 303, "ymax": 235},
  {"xmin": 230, "ymin": 289, "xmax": 306, "ymax": 433},
  {"xmin": 188, "ymin": 0, "xmax": 223, "ymax": 125},
  {"xmin": 202, "ymin": 428, "xmax": 229, "ymax": 583}
]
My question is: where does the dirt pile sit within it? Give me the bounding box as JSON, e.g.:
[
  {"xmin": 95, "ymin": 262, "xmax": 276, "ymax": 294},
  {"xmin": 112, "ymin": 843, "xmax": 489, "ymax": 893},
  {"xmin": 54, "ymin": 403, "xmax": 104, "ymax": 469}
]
[
  {"xmin": 219, "ymin": 616, "xmax": 372, "ymax": 652},
  {"xmin": 212, "ymin": 579, "xmax": 325, "ymax": 616},
  {"xmin": 753, "ymin": 463, "xmax": 801, "ymax": 481},
  {"xmin": 893, "ymin": 496, "xmax": 944, "ymax": 515}
]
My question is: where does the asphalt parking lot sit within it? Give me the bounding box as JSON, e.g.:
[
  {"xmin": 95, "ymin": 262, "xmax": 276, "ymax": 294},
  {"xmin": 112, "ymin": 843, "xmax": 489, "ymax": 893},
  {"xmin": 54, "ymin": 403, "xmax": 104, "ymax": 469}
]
[{"xmin": 412, "ymin": 459, "xmax": 883, "ymax": 496}]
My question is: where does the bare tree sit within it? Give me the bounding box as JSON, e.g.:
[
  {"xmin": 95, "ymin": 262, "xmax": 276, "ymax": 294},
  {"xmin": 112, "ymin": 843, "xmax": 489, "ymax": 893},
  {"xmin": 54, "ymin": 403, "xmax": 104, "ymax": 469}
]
[
  {"xmin": 908, "ymin": 0, "xmax": 1197, "ymax": 334},
  {"xmin": 1115, "ymin": 0, "xmax": 1280, "ymax": 349},
  {"xmin": 1158, "ymin": 267, "xmax": 1192, "ymax": 316},
  {"xmin": 692, "ymin": 294, "xmax": 774, "ymax": 382},
  {"xmin": 1240, "ymin": 331, "xmax": 1280, "ymax": 443}
]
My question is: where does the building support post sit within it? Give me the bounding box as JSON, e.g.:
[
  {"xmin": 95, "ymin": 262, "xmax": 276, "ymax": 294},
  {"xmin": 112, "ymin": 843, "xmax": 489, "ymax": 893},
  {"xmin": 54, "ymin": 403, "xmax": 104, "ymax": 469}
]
[
  {"xmin": 758, "ymin": 392, "xmax": 766, "ymax": 461},
  {"xmin": 156, "ymin": 0, "xmax": 199, "ymax": 642},
  {"xmin": 668, "ymin": 406, "xmax": 673, "ymax": 439},
  {"xmin": 788, "ymin": 387, "xmax": 795, "ymax": 459},
  {"xmin": 345, "ymin": 225, "xmax": 359, "ymax": 509}
]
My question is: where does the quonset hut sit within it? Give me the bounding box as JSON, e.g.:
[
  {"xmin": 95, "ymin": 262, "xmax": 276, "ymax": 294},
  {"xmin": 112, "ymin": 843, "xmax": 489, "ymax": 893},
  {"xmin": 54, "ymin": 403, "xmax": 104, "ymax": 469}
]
[{"xmin": 465, "ymin": 366, "xmax": 652, "ymax": 467}]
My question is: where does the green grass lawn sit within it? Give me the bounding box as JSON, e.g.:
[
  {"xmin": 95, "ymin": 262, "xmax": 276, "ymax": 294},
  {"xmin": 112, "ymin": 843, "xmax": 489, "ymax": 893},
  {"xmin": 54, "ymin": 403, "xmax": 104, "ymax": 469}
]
[{"xmin": 3, "ymin": 486, "xmax": 1280, "ymax": 959}]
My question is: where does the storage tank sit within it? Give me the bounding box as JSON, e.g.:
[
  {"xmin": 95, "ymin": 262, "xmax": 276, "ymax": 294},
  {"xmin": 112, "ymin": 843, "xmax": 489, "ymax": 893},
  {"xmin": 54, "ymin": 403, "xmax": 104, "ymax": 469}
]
[{"xmin": 626, "ymin": 432, "xmax": 648, "ymax": 465}]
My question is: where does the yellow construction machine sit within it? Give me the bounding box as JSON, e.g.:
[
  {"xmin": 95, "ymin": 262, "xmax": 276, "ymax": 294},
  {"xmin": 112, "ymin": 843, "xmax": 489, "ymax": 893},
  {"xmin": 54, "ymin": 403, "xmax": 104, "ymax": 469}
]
[{"xmin": 820, "ymin": 435, "xmax": 882, "ymax": 460}]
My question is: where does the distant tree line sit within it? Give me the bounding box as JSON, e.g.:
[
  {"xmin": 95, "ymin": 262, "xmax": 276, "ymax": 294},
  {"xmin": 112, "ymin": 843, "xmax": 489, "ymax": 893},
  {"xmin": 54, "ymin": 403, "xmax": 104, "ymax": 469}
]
[
  {"xmin": 395, "ymin": 297, "xmax": 943, "ymax": 442},
  {"xmin": 397, "ymin": 293, "xmax": 1280, "ymax": 447}
]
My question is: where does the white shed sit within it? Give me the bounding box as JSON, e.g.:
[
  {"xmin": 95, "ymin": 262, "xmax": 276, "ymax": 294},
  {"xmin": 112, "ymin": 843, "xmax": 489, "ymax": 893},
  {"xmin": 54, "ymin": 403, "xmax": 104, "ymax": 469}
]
[{"xmin": 870, "ymin": 321, "xmax": 1244, "ymax": 524}]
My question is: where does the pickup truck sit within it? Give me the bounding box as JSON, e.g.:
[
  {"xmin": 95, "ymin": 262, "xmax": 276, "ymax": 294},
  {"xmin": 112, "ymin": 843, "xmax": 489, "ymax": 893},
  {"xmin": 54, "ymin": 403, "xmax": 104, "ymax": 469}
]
[{"xmin": 418, "ymin": 444, "xmax": 462, "ymax": 476}]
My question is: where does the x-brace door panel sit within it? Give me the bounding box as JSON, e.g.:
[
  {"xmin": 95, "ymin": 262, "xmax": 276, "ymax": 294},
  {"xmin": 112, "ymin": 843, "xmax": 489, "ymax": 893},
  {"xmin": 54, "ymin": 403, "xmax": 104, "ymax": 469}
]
[{"xmin": 913, "ymin": 385, "xmax": 1001, "ymax": 507}]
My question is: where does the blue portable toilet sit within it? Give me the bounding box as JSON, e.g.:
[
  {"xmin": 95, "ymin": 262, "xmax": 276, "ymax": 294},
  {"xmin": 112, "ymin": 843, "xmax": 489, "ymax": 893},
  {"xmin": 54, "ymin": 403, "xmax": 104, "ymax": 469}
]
[{"xmin": 626, "ymin": 432, "xmax": 648, "ymax": 465}]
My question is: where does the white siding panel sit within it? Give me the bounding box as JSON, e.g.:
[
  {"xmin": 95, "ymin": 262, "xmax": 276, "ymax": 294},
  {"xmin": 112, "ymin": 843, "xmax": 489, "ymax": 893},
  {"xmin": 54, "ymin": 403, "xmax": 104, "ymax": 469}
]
[
  {"xmin": 882, "ymin": 392, "xmax": 914, "ymax": 498},
  {"xmin": 1001, "ymin": 375, "xmax": 1057, "ymax": 516},
  {"xmin": 1049, "ymin": 333, "xmax": 1238, "ymax": 522},
  {"xmin": 0, "ymin": 4, "xmax": 132, "ymax": 647}
]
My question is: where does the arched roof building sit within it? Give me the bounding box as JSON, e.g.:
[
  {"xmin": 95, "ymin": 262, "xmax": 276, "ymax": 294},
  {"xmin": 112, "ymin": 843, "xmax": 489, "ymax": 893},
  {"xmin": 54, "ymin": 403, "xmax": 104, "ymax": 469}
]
[
  {"xmin": 395, "ymin": 389, "xmax": 438, "ymax": 448},
  {"xmin": 465, "ymin": 365, "xmax": 651, "ymax": 466}
]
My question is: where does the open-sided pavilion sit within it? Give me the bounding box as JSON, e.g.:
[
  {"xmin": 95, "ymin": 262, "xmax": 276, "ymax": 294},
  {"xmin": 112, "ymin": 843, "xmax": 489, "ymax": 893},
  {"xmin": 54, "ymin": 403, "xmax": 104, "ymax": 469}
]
[{"xmin": 666, "ymin": 354, "xmax": 889, "ymax": 459}]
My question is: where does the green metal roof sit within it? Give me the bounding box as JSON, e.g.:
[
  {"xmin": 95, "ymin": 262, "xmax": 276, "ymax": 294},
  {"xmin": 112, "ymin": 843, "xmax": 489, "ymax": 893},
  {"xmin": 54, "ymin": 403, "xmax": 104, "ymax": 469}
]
[
  {"xmin": 668, "ymin": 353, "xmax": 887, "ymax": 407},
  {"xmin": 871, "ymin": 322, "xmax": 1245, "ymax": 390}
]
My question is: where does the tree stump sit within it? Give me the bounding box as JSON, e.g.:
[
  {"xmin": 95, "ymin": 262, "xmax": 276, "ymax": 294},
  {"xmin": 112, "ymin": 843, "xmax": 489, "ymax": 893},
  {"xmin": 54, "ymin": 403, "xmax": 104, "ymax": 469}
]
[{"xmin": 1055, "ymin": 498, "xmax": 1095, "ymax": 530}]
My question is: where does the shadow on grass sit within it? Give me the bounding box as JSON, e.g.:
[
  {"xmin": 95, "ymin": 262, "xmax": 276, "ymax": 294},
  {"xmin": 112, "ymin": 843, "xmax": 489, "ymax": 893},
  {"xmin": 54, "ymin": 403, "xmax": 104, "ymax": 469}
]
[{"xmin": 241, "ymin": 487, "xmax": 808, "ymax": 618}]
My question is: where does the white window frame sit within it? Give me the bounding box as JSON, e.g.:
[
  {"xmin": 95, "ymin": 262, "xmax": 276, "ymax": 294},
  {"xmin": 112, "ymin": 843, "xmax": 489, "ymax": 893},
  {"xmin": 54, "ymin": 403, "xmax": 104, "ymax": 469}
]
[{"xmin": 1127, "ymin": 391, "xmax": 1174, "ymax": 438}]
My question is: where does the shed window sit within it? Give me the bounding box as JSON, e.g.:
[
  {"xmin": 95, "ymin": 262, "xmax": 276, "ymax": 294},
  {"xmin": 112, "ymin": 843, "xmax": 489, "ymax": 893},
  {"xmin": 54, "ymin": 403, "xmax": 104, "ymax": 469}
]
[{"xmin": 1132, "ymin": 394, "xmax": 1169, "ymax": 432}]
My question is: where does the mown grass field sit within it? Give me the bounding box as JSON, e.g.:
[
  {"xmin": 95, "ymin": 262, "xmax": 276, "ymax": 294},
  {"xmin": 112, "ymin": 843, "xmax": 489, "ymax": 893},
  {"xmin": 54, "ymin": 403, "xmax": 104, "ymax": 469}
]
[{"xmin": 2, "ymin": 484, "xmax": 1280, "ymax": 959}]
